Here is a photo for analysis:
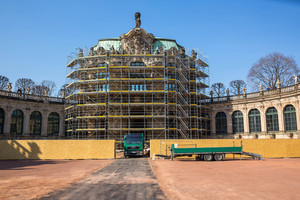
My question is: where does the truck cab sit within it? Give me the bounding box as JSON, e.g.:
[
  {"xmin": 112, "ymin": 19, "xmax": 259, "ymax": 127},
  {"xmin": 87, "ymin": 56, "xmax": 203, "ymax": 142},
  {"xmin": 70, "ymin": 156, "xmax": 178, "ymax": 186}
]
[{"xmin": 124, "ymin": 134, "xmax": 144, "ymax": 157}]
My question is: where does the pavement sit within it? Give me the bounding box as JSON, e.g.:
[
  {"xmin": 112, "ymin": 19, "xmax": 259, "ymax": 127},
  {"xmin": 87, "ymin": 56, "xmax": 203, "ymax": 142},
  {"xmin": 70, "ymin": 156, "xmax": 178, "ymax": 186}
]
[{"xmin": 41, "ymin": 158, "xmax": 166, "ymax": 200}]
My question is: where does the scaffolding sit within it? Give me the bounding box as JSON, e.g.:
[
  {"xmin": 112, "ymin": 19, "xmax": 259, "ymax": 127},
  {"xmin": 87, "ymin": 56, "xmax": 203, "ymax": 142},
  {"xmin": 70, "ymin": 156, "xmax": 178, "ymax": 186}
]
[{"xmin": 65, "ymin": 40, "xmax": 210, "ymax": 142}]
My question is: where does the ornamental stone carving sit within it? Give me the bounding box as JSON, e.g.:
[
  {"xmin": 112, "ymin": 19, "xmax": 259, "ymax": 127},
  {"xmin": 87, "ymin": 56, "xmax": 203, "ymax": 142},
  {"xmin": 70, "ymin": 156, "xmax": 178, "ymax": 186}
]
[
  {"xmin": 95, "ymin": 47, "xmax": 107, "ymax": 55},
  {"xmin": 89, "ymin": 47, "xmax": 94, "ymax": 56},
  {"xmin": 242, "ymin": 87, "xmax": 246, "ymax": 94},
  {"xmin": 260, "ymin": 84, "xmax": 263, "ymax": 91},
  {"xmin": 8, "ymin": 83, "xmax": 12, "ymax": 92},
  {"xmin": 120, "ymin": 28, "xmax": 154, "ymax": 54},
  {"xmin": 26, "ymin": 87, "xmax": 30, "ymax": 94},
  {"xmin": 276, "ymin": 79, "xmax": 281, "ymax": 88},
  {"xmin": 294, "ymin": 75, "xmax": 298, "ymax": 84},
  {"xmin": 192, "ymin": 49, "xmax": 197, "ymax": 58},
  {"xmin": 167, "ymin": 47, "xmax": 179, "ymax": 56}
]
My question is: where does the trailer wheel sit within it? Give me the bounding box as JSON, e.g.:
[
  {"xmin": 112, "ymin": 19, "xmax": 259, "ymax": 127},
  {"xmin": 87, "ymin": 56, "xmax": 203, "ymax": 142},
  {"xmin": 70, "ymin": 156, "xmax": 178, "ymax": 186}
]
[
  {"xmin": 214, "ymin": 154, "xmax": 223, "ymax": 161},
  {"xmin": 200, "ymin": 154, "xmax": 204, "ymax": 160},
  {"xmin": 203, "ymin": 154, "xmax": 213, "ymax": 161}
]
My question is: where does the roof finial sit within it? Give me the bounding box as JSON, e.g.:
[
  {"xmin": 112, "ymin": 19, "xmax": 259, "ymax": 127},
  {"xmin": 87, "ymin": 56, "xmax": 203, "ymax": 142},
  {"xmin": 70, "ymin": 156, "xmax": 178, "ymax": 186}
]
[{"xmin": 135, "ymin": 12, "xmax": 141, "ymax": 28}]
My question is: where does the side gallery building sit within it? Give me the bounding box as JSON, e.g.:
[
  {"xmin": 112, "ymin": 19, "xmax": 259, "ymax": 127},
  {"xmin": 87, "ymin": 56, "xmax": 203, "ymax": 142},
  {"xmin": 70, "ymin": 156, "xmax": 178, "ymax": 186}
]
[
  {"xmin": 210, "ymin": 84, "xmax": 300, "ymax": 139},
  {"xmin": 0, "ymin": 13, "xmax": 299, "ymax": 140}
]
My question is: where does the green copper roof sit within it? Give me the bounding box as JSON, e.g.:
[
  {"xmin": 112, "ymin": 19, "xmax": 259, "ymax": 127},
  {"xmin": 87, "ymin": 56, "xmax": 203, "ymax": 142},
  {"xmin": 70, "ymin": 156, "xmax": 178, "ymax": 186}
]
[
  {"xmin": 94, "ymin": 37, "xmax": 181, "ymax": 52},
  {"xmin": 94, "ymin": 38, "xmax": 122, "ymax": 51},
  {"xmin": 152, "ymin": 38, "xmax": 180, "ymax": 52}
]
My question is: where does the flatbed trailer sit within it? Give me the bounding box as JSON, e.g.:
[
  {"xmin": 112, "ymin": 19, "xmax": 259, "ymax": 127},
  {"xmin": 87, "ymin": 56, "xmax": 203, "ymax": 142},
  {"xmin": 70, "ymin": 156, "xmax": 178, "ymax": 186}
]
[{"xmin": 170, "ymin": 141, "xmax": 262, "ymax": 161}]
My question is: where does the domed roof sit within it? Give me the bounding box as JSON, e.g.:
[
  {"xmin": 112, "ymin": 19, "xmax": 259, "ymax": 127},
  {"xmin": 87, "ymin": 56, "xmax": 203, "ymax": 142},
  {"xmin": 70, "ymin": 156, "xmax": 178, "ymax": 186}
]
[
  {"xmin": 93, "ymin": 36, "xmax": 182, "ymax": 53},
  {"xmin": 94, "ymin": 38, "xmax": 121, "ymax": 51}
]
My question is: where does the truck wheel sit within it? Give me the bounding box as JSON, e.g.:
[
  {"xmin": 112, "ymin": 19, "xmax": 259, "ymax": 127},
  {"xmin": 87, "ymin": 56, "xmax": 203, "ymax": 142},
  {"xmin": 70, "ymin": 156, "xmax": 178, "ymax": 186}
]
[
  {"xmin": 204, "ymin": 154, "xmax": 213, "ymax": 161},
  {"xmin": 214, "ymin": 154, "xmax": 223, "ymax": 161}
]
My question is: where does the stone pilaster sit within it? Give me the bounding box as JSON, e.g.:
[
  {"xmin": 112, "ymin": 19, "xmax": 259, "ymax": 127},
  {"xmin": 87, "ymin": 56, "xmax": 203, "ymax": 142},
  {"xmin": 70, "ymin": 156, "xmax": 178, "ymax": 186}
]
[
  {"xmin": 4, "ymin": 106, "xmax": 12, "ymax": 134},
  {"xmin": 260, "ymin": 108, "xmax": 267, "ymax": 134},
  {"xmin": 277, "ymin": 104, "xmax": 285, "ymax": 134},
  {"xmin": 296, "ymin": 101, "xmax": 300, "ymax": 133},
  {"xmin": 242, "ymin": 109, "xmax": 249, "ymax": 134},
  {"xmin": 227, "ymin": 112, "xmax": 233, "ymax": 134},
  {"xmin": 41, "ymin": 111, "xmax": 48, "ymax": 136},
  {"xmin": 59, "ymin": 112, "xmax": 65, "ymax": 137},
  {"xmin": 23, "ymin": 109, "xmax": 31, "ymax": 136}
]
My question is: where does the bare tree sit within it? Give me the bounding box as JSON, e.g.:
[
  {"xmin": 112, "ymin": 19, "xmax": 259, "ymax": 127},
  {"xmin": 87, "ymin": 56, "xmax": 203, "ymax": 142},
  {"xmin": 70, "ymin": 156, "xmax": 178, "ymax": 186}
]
[
  {"xmin": 0, "ymin": 75, "xmax": 9, "ymax": 90},
  {"xmin": 31, "ymin": 85, "xmax": 48, "ymax": 96},
  {"xmin": 15, "ymin": 78, "xmax": 35, "ymax": 94},
  {"xmin": 211, "ymin": 82, "xmax": 225, "ymax": 97},
  {"xmin": 41, "ymin": 80, "xmax": 56, "ymax": 96},
  {"xmin": 247, "ymin": 52, "xmax": 299, "ymax": 90},
  {"xmin": 57, "ymin": 84, "xmax": 73, "ymax": 97},
  {"xmin": 229, "ymin": 80, "xmax": 246, "ymax": 95}
]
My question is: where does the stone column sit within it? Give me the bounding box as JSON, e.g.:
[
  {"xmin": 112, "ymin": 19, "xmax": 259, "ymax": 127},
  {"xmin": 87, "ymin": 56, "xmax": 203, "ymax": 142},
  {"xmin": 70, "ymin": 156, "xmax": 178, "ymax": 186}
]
[
  {"xmin": 4, "ymin": 106, "xmax": 12, "ymax": 134},
  {"xmin": 59, "ymin": 112, "xmax": 65, "ymax": 137},
  {"xmin": 41, "ymin": 111, "xmax": 48, "ymax": 136},
  {"xmin": 277, "ymin": 104, "xmax": 284, "ymax": 134},
  {"xmin": 243, "ymin": 109, "xmax": 249, "ymax": 134},
  {"xmin": 23, "ymin": 109, "xmax": 31, "ymax": 136},
  {"xmin": 260, "ymin": 107, "xmax": 267, "ymax": 134}
]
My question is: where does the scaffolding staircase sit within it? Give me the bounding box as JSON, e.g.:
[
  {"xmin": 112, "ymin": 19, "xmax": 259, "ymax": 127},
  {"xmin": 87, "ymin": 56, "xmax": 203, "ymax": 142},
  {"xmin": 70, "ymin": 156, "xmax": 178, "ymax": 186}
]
[{"xmin": 176, "ymin": 56, "xmax": 190, "ymax": 139}]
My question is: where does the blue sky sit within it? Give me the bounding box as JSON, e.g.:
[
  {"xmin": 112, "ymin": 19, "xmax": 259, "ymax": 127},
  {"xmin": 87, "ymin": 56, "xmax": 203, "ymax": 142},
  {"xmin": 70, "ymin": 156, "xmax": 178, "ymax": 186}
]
[{"xmin": 1, "ymin": 0, "xmax": 300, "ymax": 94}]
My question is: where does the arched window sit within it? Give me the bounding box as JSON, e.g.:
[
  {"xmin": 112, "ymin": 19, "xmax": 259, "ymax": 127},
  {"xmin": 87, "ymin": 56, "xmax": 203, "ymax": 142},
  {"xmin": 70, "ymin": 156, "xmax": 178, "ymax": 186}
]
[
  {"xmin": 249, "ymin": 109, "xmax": 261, "ymax": 133},
  {"xmin": 232, "ymin": 111, "xmax": 244, "ymax": 134},
  {"xmin": 0, "ymin": 108, "xmax": 4, "ymax": 134},
  {"xmin": 284, "ymin": 105, "xmax": 297, "ymax": 131},
  {"xmin": 29, "ymin": 111, "xmax": 42, "ymax": 135},
  {"xmin": 10, "ymin": 109, "xmax": 23, "ymax": 135},
  {"xmin": 47, "ymin": 112, "xmax": 59, "ymax": 136},
  {"xmin": 266, "ymin": 107, "xmax": 279, "ymax": 132},
  {"xmin": 216, "ymin": 112, "xmax": 227, "ymax": 135}
]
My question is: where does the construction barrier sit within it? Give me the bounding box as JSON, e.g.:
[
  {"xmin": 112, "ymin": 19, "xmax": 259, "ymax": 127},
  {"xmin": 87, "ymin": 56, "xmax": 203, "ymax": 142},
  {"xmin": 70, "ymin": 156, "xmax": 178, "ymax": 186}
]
[
  {"xmin": 150, "ymin": 139, "xmax": 300, "ymax": 158},
  {"xmin": 0, "ymin": 140, "xmax": 115, "ymax": 160}
]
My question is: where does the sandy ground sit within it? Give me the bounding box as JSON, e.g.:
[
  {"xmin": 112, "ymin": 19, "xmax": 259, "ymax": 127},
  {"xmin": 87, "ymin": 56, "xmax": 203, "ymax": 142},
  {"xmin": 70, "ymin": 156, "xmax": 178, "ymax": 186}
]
[
  {"xmin": 150, "ymin": 158, "xmax": 300, "ymax": 200},
  {"xmin": 0, "ymin": 159, "xmax": 113, "ymax": 200},
  {"xmin": 2, "ymin": 157, "xmax": 300, "ymax": 200}
]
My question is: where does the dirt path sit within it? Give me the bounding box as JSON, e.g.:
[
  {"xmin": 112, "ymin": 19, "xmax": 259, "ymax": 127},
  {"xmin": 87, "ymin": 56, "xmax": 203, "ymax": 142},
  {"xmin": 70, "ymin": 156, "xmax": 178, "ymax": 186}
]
[
  {"xmin": 151, "ymin": 158, "xmax": 300, "ymax": 200},
  {"xmin": 41, "ymin": 158, "xmax": 166, "ymax": 200},
  {"xmin": 0, "ymin": 160, "xmax": 113, "ymax": 200}
]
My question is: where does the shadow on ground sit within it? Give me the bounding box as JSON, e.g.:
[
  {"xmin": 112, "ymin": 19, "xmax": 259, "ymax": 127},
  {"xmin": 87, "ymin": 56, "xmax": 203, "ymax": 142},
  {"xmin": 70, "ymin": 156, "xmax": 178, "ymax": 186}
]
[{"xmin": 0, "ymin": 160, "xmax": 59, "ymax": 170}]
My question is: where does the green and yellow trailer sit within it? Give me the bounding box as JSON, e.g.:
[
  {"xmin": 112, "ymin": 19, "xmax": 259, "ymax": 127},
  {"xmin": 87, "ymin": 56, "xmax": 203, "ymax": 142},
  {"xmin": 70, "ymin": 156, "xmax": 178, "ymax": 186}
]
[{"xmin": 170, "ymin": 141, "xmax": 262, "ymax": 161}]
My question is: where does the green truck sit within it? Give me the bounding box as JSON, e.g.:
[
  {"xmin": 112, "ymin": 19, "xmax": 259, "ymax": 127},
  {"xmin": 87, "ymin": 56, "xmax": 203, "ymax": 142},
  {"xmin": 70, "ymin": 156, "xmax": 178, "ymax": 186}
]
[
  {"xmin": 124, "ymin": 134, "xmax": 144, "ymax": 157},
  {"xmin": 170, "ymin": 141, "xmax": 263, "ymax": 161}
]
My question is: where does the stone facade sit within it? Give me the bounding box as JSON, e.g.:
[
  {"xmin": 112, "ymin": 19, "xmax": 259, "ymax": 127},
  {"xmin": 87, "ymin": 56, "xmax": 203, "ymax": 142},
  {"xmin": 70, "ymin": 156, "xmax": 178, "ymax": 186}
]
[
  {"xmin": 0, "ymin": 90, "xmax": 65, "ymax": 139},
  {"xmin": 210, "ymin": 84, "xmax": 300, "ymax": 139}
]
